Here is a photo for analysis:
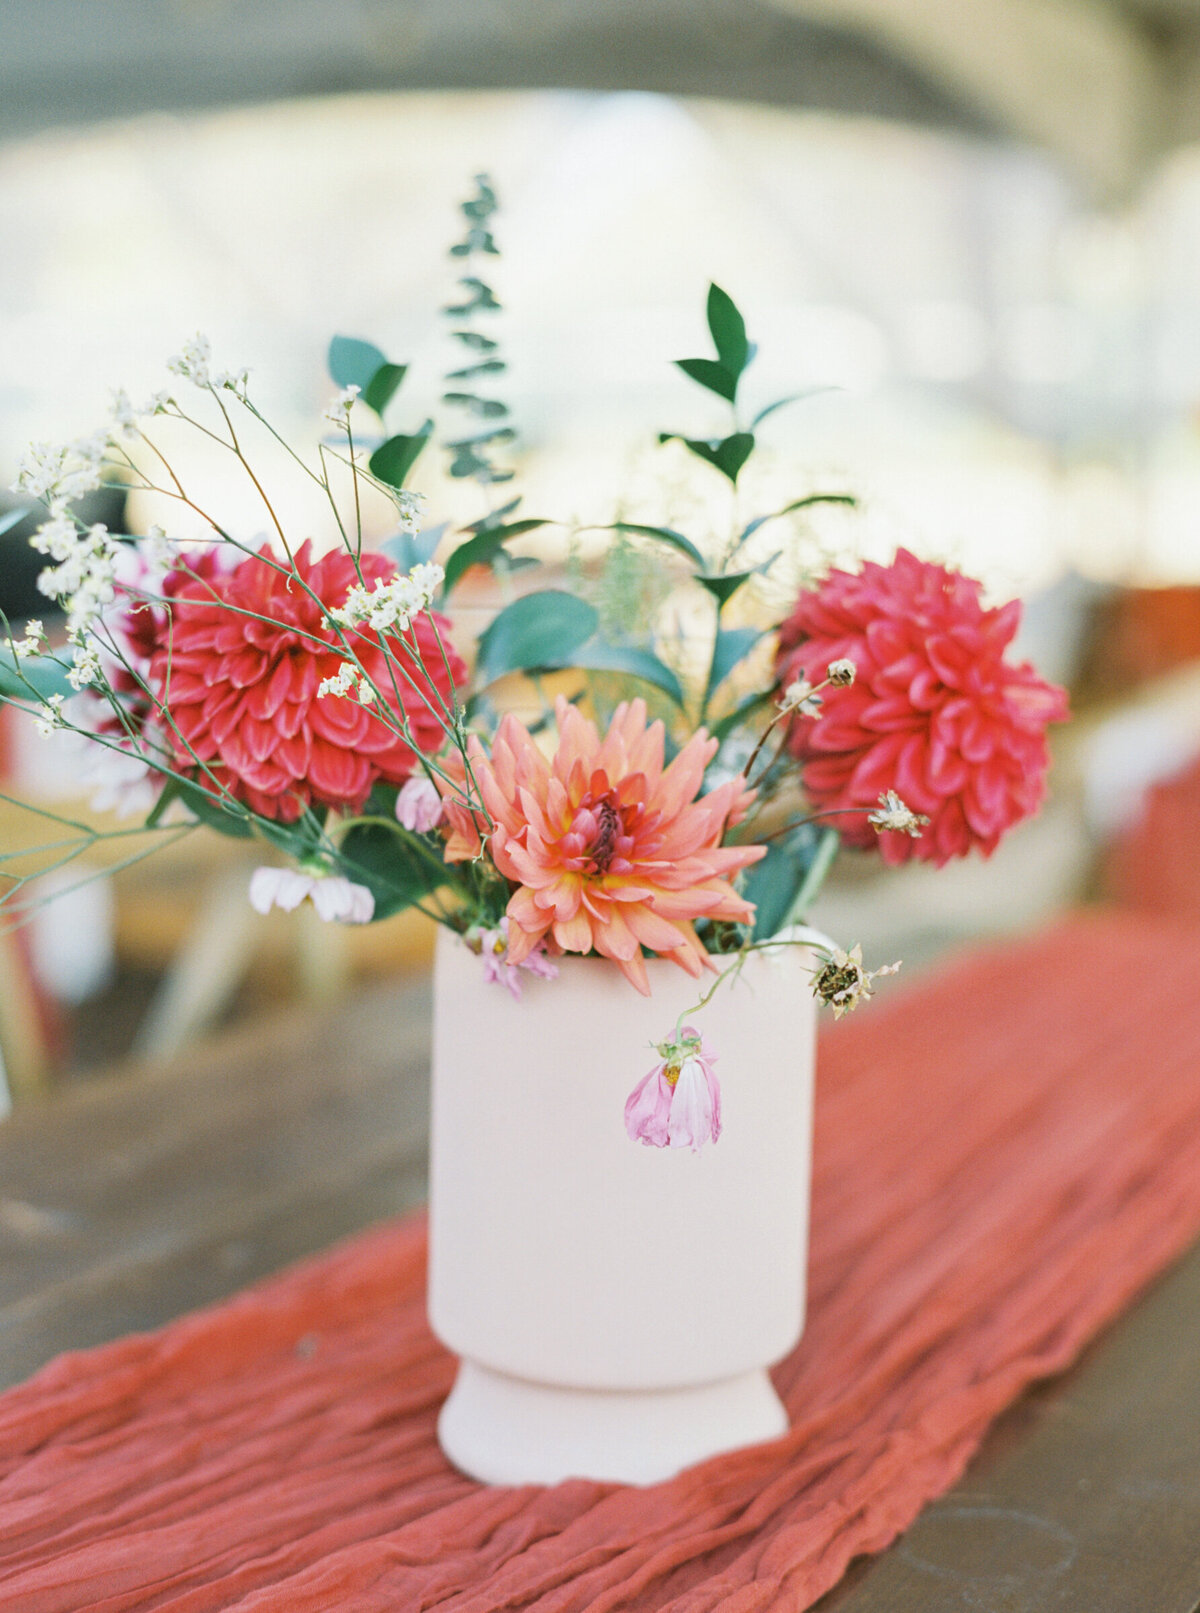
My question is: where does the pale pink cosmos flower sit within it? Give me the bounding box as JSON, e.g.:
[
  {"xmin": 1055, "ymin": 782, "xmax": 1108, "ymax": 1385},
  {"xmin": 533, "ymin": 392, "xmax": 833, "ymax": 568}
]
[
  {"xmin": 249, "ymin": 866, "xmax": 375, "ymax": 924},
  {"xmin": 625, "ymin": 1026, "xmax": 721, "ymax": 1151},
  {"xmin": 472, "ymin": 916, "xmax": 558, "ymax": 1000},
  {"xmin": 396, "ymin": 774, "xmax": 445, "ymax": 832}
]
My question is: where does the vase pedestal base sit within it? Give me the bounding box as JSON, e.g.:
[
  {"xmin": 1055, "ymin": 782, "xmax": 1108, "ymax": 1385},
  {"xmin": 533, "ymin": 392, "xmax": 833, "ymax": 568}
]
[{"xmin": 437, "ymin": 1360, "xmax": 789, "ymax": 1487}]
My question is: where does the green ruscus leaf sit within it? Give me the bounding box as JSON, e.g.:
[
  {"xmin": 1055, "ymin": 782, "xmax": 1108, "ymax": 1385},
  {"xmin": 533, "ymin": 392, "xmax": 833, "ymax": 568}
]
[
  {"xmin": 368, "ymin": 421, "xmax": 434, "ymax": 490},
  {"xmin": 659, "ymin": 432, "xmax": 755, "ymax": 487}
]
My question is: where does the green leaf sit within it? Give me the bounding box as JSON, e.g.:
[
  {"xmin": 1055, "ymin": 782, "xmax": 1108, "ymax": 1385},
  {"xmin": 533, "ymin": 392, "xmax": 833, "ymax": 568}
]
[
  {"xmin": 704, "ymin": 625, "xmax": 764, "ymax": 707},
  {"xmin": 476, "ymin": 591, "xmax": 598, "ymax": 686},
  {"xmin": 741, "ymin": 822, "xmax": 824, "ymax": 942},
  {"xmin": 659, "ymin": 432, "xmax": 755, "ymax": 487},
  {"xmin": 696, "ymin": 571, "xmax": 756, "ymax": 609},
  {"xmin": 336, "ymin": 818, "xmax": 451, "ymax": 921},
  {"xmin": 176, "ymin": 778, "xmax": 255, "ymax": 839},
  {"xmin": 675, "ymin": 357, "xmax": 738, "ymax": 403},
  {"xmin": 444, "ymin": 278, "xmax": 500, "ymax": 317},
  {"xmin": 696, "ymin": 550, "xmax": 782, "ymax": 610},
  {"xmin": 361, "ymin": 362, "xmax": 407, "ymax": 418},
  {"xmin": 447, "ymin": 359, "xmax": 507, "ymax": 380},
  {"xmin": 707, "ymin": 284, "xmax": 750, "ymax": 377},
  {"xmin": 447, "ymin": 427, "xmax": 516, "ymax": 449},
  {"xmin": 328, "ymin": 336, "xmax": 386, "ymax": 391},
  {"xmin": 0, "ymin": 651, "xmax": 73, "ymax": 704},
  {"xmin": 572, "ymin": 639, "xmax": 685, "ymax": 706},
  {"xmin": 603, "ymin": 522, "xmax": 706, "ymax": 568},
  {"xmin": 442, "ymin": 394, "xmax": 509, "ymax": 418},
  {"xmin": 733, "ymin": 492, "xmax": 857, "ymax": 553},
  {"xmin": 0, "ymin": 507, "xmax": 28, "ymax": 539},
  {"xmin": 381, "ymin": 521, "xmax": 445, "ymax": 572},
  {"xmin": 750, "ymin": 389, "xmax": 831, "ymax": 429},
  {"xmin": 464, "ymin": 498, "xmax": 521, "ymax": 533},
  {"xmin": 449, "ymin": 229, "xmax": 498, "ymax": 257},
  {"xmin": 710, "ymin": 690, "xmax": 773, "ymax": 742},
  {"xmin": 453, "ymin": 331, "xmax": 500, "ymax": 352},
  {"xmin": 441, "ymin": 519, "xmax": 552, "ymax": 598},
  {"xmin": 368, "ymin": 421, "xmax": 433, "ymax": 490}
]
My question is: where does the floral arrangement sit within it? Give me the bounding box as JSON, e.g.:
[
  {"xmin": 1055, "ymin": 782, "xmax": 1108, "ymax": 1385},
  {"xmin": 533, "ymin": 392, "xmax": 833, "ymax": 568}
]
[{"xmin": 0, "ymin": 180, "xmax": 1068, "ymax": 1150}]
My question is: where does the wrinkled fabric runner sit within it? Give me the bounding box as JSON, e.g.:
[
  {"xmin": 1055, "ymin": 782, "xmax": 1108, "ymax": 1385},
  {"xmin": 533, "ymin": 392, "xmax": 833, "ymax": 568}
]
[{"xmin": 5, "ymin": 910, "xmax": 1200, "ymax": 1612}]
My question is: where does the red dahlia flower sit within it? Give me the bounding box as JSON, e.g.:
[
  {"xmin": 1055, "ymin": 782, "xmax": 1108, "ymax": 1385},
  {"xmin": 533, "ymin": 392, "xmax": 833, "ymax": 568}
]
[
  {"xmin": 150, "ymin": 541, "xmax": 464, "ymax": 820},
  {"xmin": 776, "ymin": 548, "xmax": 1068, "ymax": 865}
]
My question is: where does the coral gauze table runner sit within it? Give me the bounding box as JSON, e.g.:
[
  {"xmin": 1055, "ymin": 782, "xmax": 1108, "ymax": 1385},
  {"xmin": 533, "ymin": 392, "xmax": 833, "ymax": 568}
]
[{"xmin": 5, "ymin": 910, "xmax": 1200, "ymax": 1612}]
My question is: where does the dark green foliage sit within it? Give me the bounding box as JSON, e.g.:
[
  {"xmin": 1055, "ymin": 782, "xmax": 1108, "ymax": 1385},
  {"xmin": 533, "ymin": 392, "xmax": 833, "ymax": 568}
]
[{"xmin": 368, "ymin": 423, "xmax": 434, "ymax": 490}]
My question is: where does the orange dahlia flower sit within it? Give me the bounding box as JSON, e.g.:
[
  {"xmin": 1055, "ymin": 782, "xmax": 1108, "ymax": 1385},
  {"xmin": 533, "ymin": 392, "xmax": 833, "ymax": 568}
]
[{"xmin": 440, "ymin": 697, "xmax": 764, "ymax": 993}]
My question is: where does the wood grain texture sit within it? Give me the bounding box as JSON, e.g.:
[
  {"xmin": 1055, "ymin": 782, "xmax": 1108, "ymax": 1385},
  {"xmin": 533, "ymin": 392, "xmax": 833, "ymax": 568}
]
[
  {"xmin": 0, "ymin": 982, "xmax": 431, "ymax": 1389},
  {"xmin": 816, "ymin": 1239, "xmax": 1200, "ymax": 1612}
]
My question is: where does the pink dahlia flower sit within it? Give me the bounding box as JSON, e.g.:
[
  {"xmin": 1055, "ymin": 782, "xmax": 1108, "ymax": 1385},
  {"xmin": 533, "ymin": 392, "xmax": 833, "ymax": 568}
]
[
  {"xmin": 776, "ymin": 549, "xmax": 1069, "ymax": 865},
  {"xmin": 440, "ymin": 696, "xmax": 764, "ymax": 994},
  {"xmin": 149, "ymin": 542, "xmax": 465, "ymax": 821},
  {"xmin": 625, "ymin": 1029, "xmax": 721, "ymax": 1150}
]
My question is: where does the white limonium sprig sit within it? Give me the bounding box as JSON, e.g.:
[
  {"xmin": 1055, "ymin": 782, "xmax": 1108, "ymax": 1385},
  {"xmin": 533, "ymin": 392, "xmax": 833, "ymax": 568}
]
[
  {"xmin": 390, "ymin": 489, "xmax": 425, "ymax": 536},
  {"xmin": 33, "ymin": 693, "xmax": 65, "ymax": 738},
  {"xmin": 317, "ymin": 661, "xmax": 376, "ymax": 704},
  {"xmin": 166, "ymin": 333, "xmax": 249, "ymax": 396},
  {"xmin": 66, "ymin": 641, "xmax": 103, "ymax": 691},
  {"xmin": 322, "ymin": 384, "xmax": 361, "ymax": 431},
  {"xmin": 12, "ymin": 434, "xmax": 107, "ymax": 510},
  {"xmin": 7, "ymin": 619, "xmax": 45, "ymax": 658},
  {"xmin": 142, "ymin": 524, "xmax": 176, "ymax": 569},
  {"xmin": 327, "ymin": 560, "xmax": 443, "ymax": 635},
  {"xmin": 108, "ymin": 387, "xmax": 176, "ymax": 438},
  {"xmin": 33, "ymin": 520, "xmax": 122, "ymax": 638},
  {"xmin": 167, "ymin": 332, "xmax": 213, "ymax": 387}
]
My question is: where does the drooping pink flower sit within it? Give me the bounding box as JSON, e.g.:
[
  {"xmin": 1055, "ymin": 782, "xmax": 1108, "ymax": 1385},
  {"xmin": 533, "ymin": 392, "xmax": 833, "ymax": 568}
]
[
  {"xmin": 149, "ymin": 542, "xmax": 465, "ymax": 821},
  {"xmin": 439, "ymin": 696, "xmax": 764, "ymax": 994},
  {"xmin": 775, "ymin": 549, "xmax": 1069, "ymax": 865},
  {"xmin": 625, "ymin": 1028, "xmax": 721, "ymax": 1150}
]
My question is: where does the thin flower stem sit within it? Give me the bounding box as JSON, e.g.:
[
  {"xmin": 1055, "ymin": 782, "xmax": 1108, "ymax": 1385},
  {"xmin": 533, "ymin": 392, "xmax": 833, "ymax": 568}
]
[
  {"xmin": 0, "ymin": 826, "xmax": 196, "ymax": 935},
  {"xmin": 207, "ymin": 385, "xmax": 293, "ymax": 559},
  {"xmin": 670, "ymin": 931, "xmax": 834, "ymax": 1041}
]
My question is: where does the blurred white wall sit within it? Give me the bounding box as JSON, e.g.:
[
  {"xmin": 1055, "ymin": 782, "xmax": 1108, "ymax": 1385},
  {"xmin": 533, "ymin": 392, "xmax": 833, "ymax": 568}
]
[{"xmin": 1, "ymin": 88, "xmax": 1199, "ymax": 594}]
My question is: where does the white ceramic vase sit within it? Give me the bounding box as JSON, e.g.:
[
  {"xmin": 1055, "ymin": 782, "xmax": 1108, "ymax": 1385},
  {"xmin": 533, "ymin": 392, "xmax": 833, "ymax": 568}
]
[{"xmin": 428, "ymin": 926, "xmax": 822, "ymax": 1486}]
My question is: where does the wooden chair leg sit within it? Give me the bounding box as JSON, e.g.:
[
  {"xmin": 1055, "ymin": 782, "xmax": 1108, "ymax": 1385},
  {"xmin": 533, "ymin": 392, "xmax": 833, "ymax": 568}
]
[
  {"xmin": 0, "ymin": 927, "xmax": 52, "ymax": 1112},
  {"xmin": 132, "ymin": 865, "xmax": 260, "ymax": 1062}
]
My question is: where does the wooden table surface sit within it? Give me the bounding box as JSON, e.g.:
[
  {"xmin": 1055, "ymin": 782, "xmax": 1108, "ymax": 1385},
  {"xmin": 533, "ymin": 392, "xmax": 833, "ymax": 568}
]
[{"xmin": 2, "ymin": 980, "xmax": 1199, "ymax": 1612}]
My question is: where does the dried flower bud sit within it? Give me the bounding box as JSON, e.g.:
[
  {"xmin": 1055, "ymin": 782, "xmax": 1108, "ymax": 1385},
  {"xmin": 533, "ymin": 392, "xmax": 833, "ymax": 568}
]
[
  {"xmin": 779, "ymin": 676, "xmax": 823, "ymax": 717},
  {"xmin": 826, "ymin": 658, "xmax": 856, "ymax": 686},
  {"xmin": 812, "ymin": 943, "xmax": 901, "ymax": 1019},
  {"xmin": 867, "ymin": 789, "xmax": 929, "ymax": 838}
]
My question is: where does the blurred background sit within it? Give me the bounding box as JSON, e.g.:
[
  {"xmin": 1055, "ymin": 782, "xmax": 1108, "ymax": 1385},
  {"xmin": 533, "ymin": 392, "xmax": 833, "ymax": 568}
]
[{"xmin": 4, "ymin": 0, "xmax": 1200, "ymax": 1102}]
